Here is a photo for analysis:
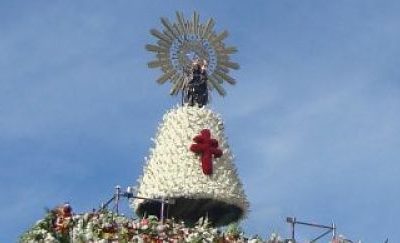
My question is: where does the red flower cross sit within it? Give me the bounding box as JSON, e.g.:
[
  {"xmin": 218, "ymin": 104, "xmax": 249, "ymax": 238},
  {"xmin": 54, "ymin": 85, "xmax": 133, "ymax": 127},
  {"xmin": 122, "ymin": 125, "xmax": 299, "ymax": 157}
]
[{"xmin": 190, "ymin": 129, "xmax": 223, "ymax": 175}]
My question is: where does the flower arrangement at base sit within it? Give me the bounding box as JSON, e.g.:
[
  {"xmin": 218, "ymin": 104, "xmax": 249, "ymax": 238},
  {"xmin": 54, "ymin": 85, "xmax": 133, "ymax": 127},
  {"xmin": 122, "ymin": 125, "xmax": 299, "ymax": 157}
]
[{"xmin": 21, "ymin": 204, "xmax": 283, "ymax": 243}]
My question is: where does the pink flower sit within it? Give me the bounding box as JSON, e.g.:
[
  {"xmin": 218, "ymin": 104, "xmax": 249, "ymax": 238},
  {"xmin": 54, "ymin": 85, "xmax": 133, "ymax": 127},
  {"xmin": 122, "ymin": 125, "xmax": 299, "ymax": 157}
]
[{"xmin": 140, "ymin": 218, "xmax": 149, "ymax": 226}]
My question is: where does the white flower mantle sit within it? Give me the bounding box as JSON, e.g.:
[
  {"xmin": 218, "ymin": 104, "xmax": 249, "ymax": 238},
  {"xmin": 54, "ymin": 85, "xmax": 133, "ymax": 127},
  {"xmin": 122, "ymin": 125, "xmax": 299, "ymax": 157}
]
[{"xmin": 133, "ymin": 105, "xmax": 248, "ymax": 217}]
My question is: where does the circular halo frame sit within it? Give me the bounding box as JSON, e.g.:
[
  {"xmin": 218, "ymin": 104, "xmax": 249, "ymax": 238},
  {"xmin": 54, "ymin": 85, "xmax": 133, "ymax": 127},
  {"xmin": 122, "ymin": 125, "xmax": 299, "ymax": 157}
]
[{"xmin": 146, "ymin": 11, "xmax": 240, "ymax": 96}]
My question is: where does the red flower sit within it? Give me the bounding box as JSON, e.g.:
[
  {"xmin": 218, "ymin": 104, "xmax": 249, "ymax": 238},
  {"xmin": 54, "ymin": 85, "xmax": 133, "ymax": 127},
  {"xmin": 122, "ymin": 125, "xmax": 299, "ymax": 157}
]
[{"xmin": 190, "ymin": 129, "xmax": 223, "ymax": 175}]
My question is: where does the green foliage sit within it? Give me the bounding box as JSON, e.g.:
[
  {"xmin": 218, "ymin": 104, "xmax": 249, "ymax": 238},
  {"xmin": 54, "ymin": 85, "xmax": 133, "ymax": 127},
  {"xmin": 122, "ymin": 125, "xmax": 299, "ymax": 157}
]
[{"xmin": 226, "ymin": 222, "xmax": 244, "ymax": 238}]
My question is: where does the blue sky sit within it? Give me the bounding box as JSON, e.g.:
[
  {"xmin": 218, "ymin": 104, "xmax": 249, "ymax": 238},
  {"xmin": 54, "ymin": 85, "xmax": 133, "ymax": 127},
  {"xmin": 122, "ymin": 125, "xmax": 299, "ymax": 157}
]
[{"xmin": 1, "ymin": 1, "xmax": 399, "ymax": 242}]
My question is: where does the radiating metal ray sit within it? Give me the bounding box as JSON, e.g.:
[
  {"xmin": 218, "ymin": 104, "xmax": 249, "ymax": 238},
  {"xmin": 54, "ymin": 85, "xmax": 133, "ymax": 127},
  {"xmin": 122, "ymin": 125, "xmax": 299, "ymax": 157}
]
[
  {"xmin": 216, "ymin": 66, "xmax": 230, "ymax": 73},
  {"xmin": 161, "ymin": 17, "xmax": 180, "ymax": 39},
  {"xmin": 211, "ymin": 73, "xmax": 224, "ymax": 84},
  {"xmin": 216, "ymin": 54, "xmax": 229, "ymax": 62},
  {"xmin": 150, "ymin": 29, "xmax": 172, "ymax": 43},
  {"xmin": 216, "ymin": 46, "xmax": 238, "ymax": 54},
  {"xmin": 170, "ymin": 75, "xmax": 184, "ymax": 95},
  {"xmin": 176, "ymin": 12, "xmax": 186, "ymax": 36},
  {"xmin": 148, "ymin": 60, "xmax": 165, "ymax": 68},
  {"xmin": 193, "ymin": 12, "xmax": 199, "ymax": 35},
  {"xmin": 220, "ymin": 61, "xmax": 240, "ymax": 70},
  {"xmin": 156, "ymin": 52, "xmax": 169, "ymax": 60},
  {"xmin": 163, "ymin": 30, "xmax": 175, "ymax": 40},
  {"xmin": 208, "ymin": 76, "xmax": 226, "ymax": 96},
  {"xmin": 214, "ymin": 70, "xmax": 236, "ymax": 85},
  {"xmin": 202, "ymin": 18, "xmax": 215, "ymax": 39},
  {"xmin": 198, "ymin": 24, "xmax": 204, "ymax": 37},
  {"xmin": 185, "ymin": 20, "xmax": 191, "ymax": 34},
  {"xmin": 187, "ymin": 22, "xmax": 192, "ymax": 35},
  {"xmin": 157, "ymin": 69, "xmax": 176, "ymax": 84},
  {"xmin": 157, "ymin": 40, "xmax": 171, "ymax": 49},
  {"xmin": 146, "ymin": 44, "xmax": 167, "ymax": 53},
  {"xmin": 211, "ymin": 30, "xmax": 229, "ymax": 44},
  {"xmin": 172, "ymin": 24, "xmax": 181, "ymax": 37}
]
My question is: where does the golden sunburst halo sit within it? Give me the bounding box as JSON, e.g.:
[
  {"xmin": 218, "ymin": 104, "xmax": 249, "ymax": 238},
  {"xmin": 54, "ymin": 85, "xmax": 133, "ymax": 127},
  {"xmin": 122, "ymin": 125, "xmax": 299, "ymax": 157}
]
[{"xmin": 146, "ymin": 11, "xmax": 239, "ymax": 96}]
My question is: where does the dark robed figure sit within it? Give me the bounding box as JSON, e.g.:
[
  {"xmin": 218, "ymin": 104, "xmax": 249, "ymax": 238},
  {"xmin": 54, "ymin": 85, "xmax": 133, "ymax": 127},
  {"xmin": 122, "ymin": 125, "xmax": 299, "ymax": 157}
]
[{"xmin": 185, "ymin": 61, "xmax": 208, "ymax": 107}]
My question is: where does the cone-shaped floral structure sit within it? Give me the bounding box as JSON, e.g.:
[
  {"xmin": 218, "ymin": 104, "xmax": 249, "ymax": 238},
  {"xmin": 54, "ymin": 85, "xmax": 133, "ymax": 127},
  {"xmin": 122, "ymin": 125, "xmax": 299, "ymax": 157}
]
[{"xmin": 132, "ymin": 105, "xmax": 248, "ymax": 226}]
